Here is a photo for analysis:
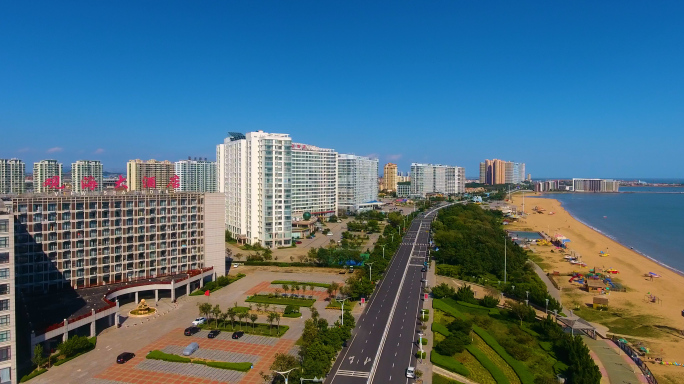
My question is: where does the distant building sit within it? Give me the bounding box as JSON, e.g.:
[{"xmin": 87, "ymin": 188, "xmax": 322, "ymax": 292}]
[
  {"xmin": 478, "ymin": 162, "xmax": 486, "ymax": 184},
  {"xmin": 33, "ymin": 160, "xmax": 63, "ymax": 193},
  {"xmin": 0, "ymin": 159, "xmax": 25, "ymax": 195},
  {"xmin": 72, "ymin": 160, "xmax": 103, "ymax": 193},
  {"xmin": 397, "ymin": 181, "xmax": 411, "ymax": 197},
  {"xmin": 291, "ymin": 143, "xmax": 337, "ymax": 218},
  {"xmin": 572, "ymin": 178, "xmax": 620, "ymax": 192},
  {"xmin": 410, "ymin": 163, "xmax": 465, "ymax": 196},
  {"xmin": 480, "ymin": 159, "xmax": 525, "ymax": 185},
  {"xmin": 396, "ymin": 173, "xmax": 410, "ymax": 183},
  {"xmin": 338, "ymin": 154, "xmax": 379, "ymax": 213},
  {"xmin": 174, "ymin": 158, "xmax": 217, "ymax": 193},
  {"xmin": 0, "ymin": 201, "xmax": 16, "ymax": 384},
  {"xmin": 382, "ymin": 163, "xmax": 398, "ymax": 192},
  {"xmin": 126, "ymin": 159, "xmax": 175, "ymax": 191},
  {"xmin": 534, "ymin": 180, "xmax": 559, "ymax": 192}
]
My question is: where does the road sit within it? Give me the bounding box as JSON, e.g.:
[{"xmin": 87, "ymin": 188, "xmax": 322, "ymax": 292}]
[{"xmin": 328, "ymin": 204, "xmax": 447, "ymax": 384}]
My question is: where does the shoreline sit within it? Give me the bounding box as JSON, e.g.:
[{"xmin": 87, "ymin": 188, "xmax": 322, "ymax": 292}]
[{"xmin": 532, "ymin": 194, "xmax": 684, "ymax": 278}]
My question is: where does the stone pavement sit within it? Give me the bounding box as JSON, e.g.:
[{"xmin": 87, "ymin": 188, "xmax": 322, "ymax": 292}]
[
  {"xmin": 162, "ymin": 345, "xmax": 261, "ymax": 363},
  {"xmin": 135, "ymin": 359, "xmax": 246, "ymax": 383},
  {"xmin": 583, "ymin": 336, "xmax": 648, "ymax": 384}
]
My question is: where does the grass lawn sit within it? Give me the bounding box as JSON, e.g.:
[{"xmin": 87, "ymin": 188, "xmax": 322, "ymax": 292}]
[
  {"xmin": 574, "ymin": 307, "xmax": 659, "ymax": 338},
  {"xmin": 200, "ymin": 321, "xmax": 289, "ymax": 337},
  {"xmin": 246, "ymin": 294, "xmax": 316, "ymax": 307},
  {"xmin": 433, "ymin": 373, "xmax": 465, "ymax": 384},
  {"xmin": 271, "ymin": 280, "xmax": 332, "ymax": 288},
  {"xmin": 325, "ymin": 300, "xmax": 358, "ymax": 309},
  {"xmin": 456, "ymin": 349, "xmax": 496, "ymax": 384},
  {"xmin": 472, "ymin": 333, "xmax": 520, "ymax": 384}
]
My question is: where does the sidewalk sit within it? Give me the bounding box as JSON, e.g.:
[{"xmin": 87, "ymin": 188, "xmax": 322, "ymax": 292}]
[{"xmin": 583, "ymin": 336, "xmax": 649, "ymax": 384}]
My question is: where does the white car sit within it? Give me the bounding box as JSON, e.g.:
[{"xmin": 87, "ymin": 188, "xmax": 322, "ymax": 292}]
[
  {"xmin": 192, "ymin": 317, "xmax": 206, "ymax": 326},
  {"xmin": 406, "ymin": 366, "xmax": 416, "ymax": 378}
]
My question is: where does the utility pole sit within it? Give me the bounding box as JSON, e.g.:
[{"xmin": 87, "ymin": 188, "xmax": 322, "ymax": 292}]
[{"xmin": 366, "ymin": 262, "xmax": 374, "ymax": 281}]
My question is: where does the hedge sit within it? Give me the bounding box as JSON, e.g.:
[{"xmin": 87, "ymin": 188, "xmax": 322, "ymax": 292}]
[
  {"xmin": 245, "ymin": 295, "xmax": 316, "ymax": 307},
  {"xmin": 19, "ymin": 369, "xmax": 47, "ymax": 383},
  {"xmin": 430, "ymin": 351, "xmax": 470, "ymax": 377},
  {"xmin": 244, "ymin": 261, "xmax": 341, "ymax": 268},
  {"xmin": 198, "ymin": 361, "xmax": 252, "ymax": 372},
  {"xmin": 53, "ymin": 336, "xmax": 97, "ymax": 366},
  {"xmin": 283, "ymin": 312, "xmax": 302, "ymax": 318},
  {"xmin": 433, "ymin": 299, "xmax": 466, "ymax": 319},
  {"xmin": 147, "ymin": 350, "xmax": 190, "ymax": 363},
  {"xmin": 472, "ymin": 326, "xmax": 535, "ymax": 384},
  {"xmin": 432, "ymin": 323, "xmax": 451, "ymax": 337},
  {"xmin": 416, "ymin": 351, "xmax": 427, "ymax": 359},
  {"xmin": 421, "ymin": 338, "xmax": 428, "ymax": 345},
  {"xmin": 466, "ymin": 345, "xmax": 510, "ymax": 384},
  {"xmin": 271, "ymin": 280, "xmax": 331, "ymax": 288}
]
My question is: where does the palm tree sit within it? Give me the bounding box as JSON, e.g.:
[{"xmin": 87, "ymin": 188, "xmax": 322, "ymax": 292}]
[
  {"xmin": 326, "ymin": 286, "xmax": 334, "ymax": 298},
  {"xmin": 267, "ymin": 312, "xmax": 277, "ymax": 335},
  {"xmin": 211, "ymin": 304, "xmax": 221, "ymax": 328},
  {"xmin": 250, "ymin": 313, "xmax": 258, "ymax": 331},
  {"xmin": 274, "ymin": 288, "xmax": 282, "ymax": 297},
  {"xmin": 274, "ymin": 312, "xmax": 282, "ymax": 333},
  {"xmin": 310, "ymin": 307, "xmax": 320, "ymax": 321},
  {"xmin": 237, "ymin": 311, "xmax": 248, "ymax": 330},
  {"xmin": 255, "ymin": 303, "xmax": 263, "ymax": 313},
  {"xmin": 309, "ymin": 284, "xmax": 315, "ymax": 297},
  {"xmin": 227, "ymin": 308, "xmax": 237, "ymax": 330},
  {"xmin": 197, "ymin": 302, "xmax": 212, "ymax": 318},
  {"xmin": 282, "ymin": 283, "xmax": 289, "ymax": 295},
  {"xmin": 264, "ymin": 303, "xmax": 270, "ymax": 313},
  {"xmin": 218, "ymin": 310, "xmax": 229, "ymax": 328}
]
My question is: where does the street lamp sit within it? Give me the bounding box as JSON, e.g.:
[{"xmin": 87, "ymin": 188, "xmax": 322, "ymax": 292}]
[
  {"xmin": 418, "ymin": 332, "xmax": 425, "ymax": 361},
  {"xmin": 421, "ymin": 309, "xmax": 427, "ymax": 321},
  {"xmin": 545, "ymin": 298, "xmax": 549, "ymax": 314},
  {"xmin": 526, "ymin": 291, "xmax": 529, "ymax": 302},
  {"xmin": 366, "ymin": 262, "xmax": 374, "ymax": 281},
  {"xmin": 380, "ymin": 244, "xmax": 386, "ymax": 259},
  {"xmin": 274, "ymin": 368, "xmax": 297, "ymax": 384},
  {"xmin": 336, "ymin": 296, "xmax": 348, "ymax": 326}
]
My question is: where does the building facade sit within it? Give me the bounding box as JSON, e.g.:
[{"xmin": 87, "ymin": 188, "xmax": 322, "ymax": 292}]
[
  {"xmin": 0, "ymin": 201, "xmax": 16, "ymax": 384},
  {"xmin": 572, "ymin": 178, "xmax": 620, "ymax": 193},
  {"xmin": 72, "ymin": 160, "xmax": 103, "ymax": 193},
  {"xmin": 382, "ymin": 163, "xmax": 398, "ymax": 192},
  {"xmin": 410, "ymin": 163, "xmax": 465, "ymax": 196},
  {"xmin": 0, "ymin": 159, "xmax": 25, "ymax": 195},
  {"xmin": 337, "ymin": 154, "xmax": 379, "ymax": 213},
  {"xmin": 397, "ymin": 182, "xmax": 411, "ymax": 197},
  {"xmin": 33, "ymin": 160, "xmax": 63, "ymax": 193},
  {"xmin": 480, "ymin": 159, "xmax": 526, "ymax": 185},
  {"xmin": 291, "ymin": 143, "xmax": 337, "ymax": 218},
  {"xmin": 126, "ymin": 159, "xmax": 175, "ymax": 191},
  {"xmin": 10, "ymin": 192, "xmax": 225, "ymax": 293},
  {"xmin": 174, "ymin": 159, "xmax": 217, "ymax": 193},
  {"xmin": 219, "ymin": 131, "xmax": 293, "ymax": 248}
]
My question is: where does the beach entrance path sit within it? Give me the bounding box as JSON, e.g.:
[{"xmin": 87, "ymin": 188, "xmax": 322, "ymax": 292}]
[
  {"xmin": 529, "ymin": 261, "xmax": 563, "ymax": 308},
  {"xmin": 582, "ymin": 336, "xmax": 649, "ymax": 384}
]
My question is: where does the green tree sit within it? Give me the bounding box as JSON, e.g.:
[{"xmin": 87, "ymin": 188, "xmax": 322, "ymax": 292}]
[
  {"xmin": 267, "ymin": 312, "xmax": 278, "ymax": 335},
  {"xmin": 506, "ymin": 300, "xmax": 535, "ymax": 325},
  {"xmin": 263, "ymin": 248, "xmax": 273, "ymax": 260},
  {"xmin": 58, "ymin": 335, "xmax": 91, "ymax": 358},
  {"xmin": 211, "ymin": 304, "xmax": 222, "ymax": 327},
  {"xmin": 218, "ymin": 309, "xmax": 229, "ymax": 328},
  {"xmin": 282, "ymin": 283, "xmax": 289, "ymax": 295},
  {"xmin": 197, "ymin": 302, "xmax": 212, "ymax": 319},
  {"xmin": 237, "ymin": 311, "xmax": 248, "ymax": 330},
  {"xmin": 265, "ymin": 353, "xmax": 302, "ymax": 383},
  {"xmin": 227, "ymin": 308, "xmax": 237, "ymax": 330},
  {"xmin": 431, "ymin": 283, "xmax": 456, "ymax": 299},
  {"xmin": 309, "ymin": 284, "xmax": 315, "ymax": 297},
  {"xmin": 250, "ymin": 313, "xmax": 258, "ymax": 331},
  {"xmin": 32, "ymin": 344, "xmax": 46, "ymax": 368}
]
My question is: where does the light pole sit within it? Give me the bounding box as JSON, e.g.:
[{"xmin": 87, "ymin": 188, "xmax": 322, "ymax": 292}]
[
  {"xmin": 545, "ymin": 298, "xmax": 549, "ymax": 314},
  {"xmin": 381, "ymin": 245, "xmax": 386, "ymax": 259},
  {"xmin": 336, "ymin": 296, "xmax": 348, "ymax": 326},
  {"xmin": 390, "ymin": 233, "xmax": 394, "ymax": 243},
  {"xmin": 418, "ymin": 332, "xmax": 424, "ymax": 361},
  {"xmin": 526, "ymin": 291, "xmax": 529, "ymax": 301},
  {"xmin": 421, "ymin": 309, "xmax": 427, "ymax": 321},
  {"xmin": 274, "ymin": 368, "xmax": 297, "ymax": 384},
  {"xmin": 366, "ymin": 262, "xmax": 374, "ymax": 281}
]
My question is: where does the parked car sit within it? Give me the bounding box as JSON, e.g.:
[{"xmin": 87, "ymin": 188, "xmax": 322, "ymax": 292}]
[
  {"xmin": 296, "ymin": 241, "xmax": 302, "ymax": 244},
  {"xmin": 182, "ymin": 342, "xmax": 199, "ymax": 356},
  {"xmin": 192, "ymin": 317, "xmax": 207, "ymax": 326},
  {"xmin": 421, "ymin": 267, "xmax": 427, "ymax": 272},
  {"xmin": 116, "ymin": 352, "xmax": 135, "ymax": 364},
  {"xmin": 421, "ymin": 278, "xmax": 427, "ymax": 283},
  {"xmin": 208, "ymin": 330, "xmax": 221, "ymax": 339},
  {"xmin": 326, "ymin": 232, "xmax": 334, "ymax": 236},
  {"xmin": 232, "ymin": 331, "xmax": 245, "ymax": 339},
  {"xmin": 184, "ymin": 326, "xmax": 200, "ymax": 336},
  {"xmin": 406, "ymin": 366, "xmax": 416, "ymax": 378}
]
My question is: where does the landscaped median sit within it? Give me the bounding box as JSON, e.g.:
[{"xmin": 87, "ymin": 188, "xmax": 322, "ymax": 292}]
[
  {"xmin": 245, "ymin": 294, "xmax": 316, "ymax": 307},
  {"xmin": 271, "ymin": 280, "xmax": 331, "ymax": 288},
  {"xmin": 325, "ymin": 299, "xmax": 357, "ymax": 309},
  {"xmin": 199, "ymin": 321, "xmax": 289, "ymax": 337},
  {"xmin": 146, "ymin": 350, "xmax": 252, "ymax": 372},
  {"xmin": 190, "ymin": 273, "xmax": 246, "ymax": 296}
]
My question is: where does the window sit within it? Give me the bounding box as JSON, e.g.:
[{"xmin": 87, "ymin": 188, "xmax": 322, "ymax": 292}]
[
  {"xmin": 0, "ymin": 270, "xmax": 8, "ymax": 279},
  {"xmin": 0, "ymin": 331, "xmax": 9, "ymax": 342},
  {"xmin": 0, "ymin": 221, "xmax": 7, "ymax": 233},
  {"xmin": 0, "ymin": 299, "xmax": 9, "ymax": 309},
  {"xmin": 0, "ymin": 316, "xmax": 8, "ymax": 326},
  {"xmin": 0, "ymin": 254, "xmax": 7, "ymax": 264},
  {"xmin": 0, "ymin": 238, "xmax": 7, "ymax": 248},
  {"xmin": 0, "ymin": 347, "xmax": 9, "ymax": 362},
  {"xmin": 0, "ymin": 366, "xmax": 10, "ymax": 383}
]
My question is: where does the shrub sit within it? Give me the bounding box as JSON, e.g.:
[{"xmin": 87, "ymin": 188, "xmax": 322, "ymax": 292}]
[
  {"xmin": 146, "ymin": 350, "xmax": 190, "ymax": 363},
  {"xmin": 454, "ymin": 285, "xmax": 477, "ymax": 304},
  {"xmin": 430, "ymin": 351, "xmax": 470, "ymax": 377},
  {"xmin": 198, "ymin": 361, "xmax": 252, "ymax": 372},
  {"xmin": 432, "ymin": 283, "xmax": 456, "ymax": 299},
  {"xmin": 480, "ymin": 295, "xmax": 499, "ymax": 308},
  {"xmin": 416, "ymin": 351, "xmax": 427, "ymax": 359},
  {"xmin": 432, "ymin": 323, "xmax": 451, "ymax": 337},
  {"xmin": 19, "ymin": 369, "xmax": 47, "ymax": 383},
  {"xmin": 435, "ymin": 336, "xmax": 466, "ymax": 356},
  {"xmin": 284, "ymin": 305, "xmax": 300, "ymax": 315}
]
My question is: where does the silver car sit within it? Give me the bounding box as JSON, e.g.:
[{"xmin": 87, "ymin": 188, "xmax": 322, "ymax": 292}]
[{"xmin": 183, "ymin": 342, "xmax": 199, "ymax": 356}]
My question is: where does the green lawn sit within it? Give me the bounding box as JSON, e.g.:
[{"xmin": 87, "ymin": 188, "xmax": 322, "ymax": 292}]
[
  {"xmin": 325, "ymin": 300, "xmax": 358, "ymax": 309},
  {"xmin": 433, "ymin": 373, "xmax": 465, "ymax": 384},
  {"xmin": 271, "ymin": 280, "xmax": 332, "ymax": 288},
  {"xmin": 245, "ymin": 294, "xmax": 316, "ymax": 307}
]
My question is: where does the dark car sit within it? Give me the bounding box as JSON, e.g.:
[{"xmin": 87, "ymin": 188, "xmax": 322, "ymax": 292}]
[
  {"xmin": 421, "ymin": 267, "xmax": 427, "ymax": 272},
  {"xmin": 184, "ymin": 326, "xmax": 200, "ymax": 336},
  {"xmin": 116, "ymin": 352, "xmax": 135, "ymax": 364},
  {"xmin": 231, "ymin": 331, "xmax": 245, "ymax": 339},
  {"xmin": 208, "ymin": 330, "xmax": 221, "ymax": 339}
]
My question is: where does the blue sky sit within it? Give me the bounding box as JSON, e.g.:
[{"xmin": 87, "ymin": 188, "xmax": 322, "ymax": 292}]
[{"xmin": 1, "ymin": 1, "xmax": 683, "ymax": 178}]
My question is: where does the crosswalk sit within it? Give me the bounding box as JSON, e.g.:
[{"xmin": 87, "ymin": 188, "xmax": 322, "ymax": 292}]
[{"xmin": 336, "ymin": 370, "xmax": 370, "ymax": 378}]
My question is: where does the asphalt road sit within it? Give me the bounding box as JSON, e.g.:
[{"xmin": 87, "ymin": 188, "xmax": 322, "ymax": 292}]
[{"xmin": 328, "ymin": 204, "xmax": 447, "ymax": 384}]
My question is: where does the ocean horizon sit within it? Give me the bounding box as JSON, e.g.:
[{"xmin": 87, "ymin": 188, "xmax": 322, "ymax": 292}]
[{"xmin": 537, "ymin": 187, "xmax": 684, "ymax": 274}]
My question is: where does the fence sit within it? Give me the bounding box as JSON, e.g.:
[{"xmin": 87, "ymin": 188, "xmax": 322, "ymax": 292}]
[{"xmin": 610, "ymin": 335, "xmax": 658, "ymax": 384}]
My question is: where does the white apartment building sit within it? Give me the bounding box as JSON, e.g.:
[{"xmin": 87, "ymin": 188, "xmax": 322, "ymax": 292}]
[
  {"xmin": 337, "ymin": 154, "xmax": 379, "ymax": 213},
  {"xmin": 174, "ymin": 158, "xmax": 217, "ymax": 193},
  {"xmin": 33, "ymin": 160, "xmax": 63, "ymax": 193},
  {"xmin": 0, "ymin": 201, "xmax": 16, "ymax": 384},
  {"xmin": 410, "ymin": 163, "xmax": 465, "ymax": 196},
  {"xmin": 572, "ymin": 178, "xmax": 620, "ymax": 193},
  {"xmin": 291, "ymin": 143, "xmax": 337, "ymax": 219},
  {"xmin": 218, "ymin": 131, "xmax": 292, "ymax": 248},
  {"xmin": 72, "ymin": 160, "xmax": 103, "ymax": 193},
  {"xmin": 0, "ymin": 159, "xmax": 25, "ymax": 195}
]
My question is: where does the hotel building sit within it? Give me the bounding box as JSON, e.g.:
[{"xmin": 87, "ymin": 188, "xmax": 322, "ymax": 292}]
[
  {"xmin": 218, "ymin": 131, "xmax": 292, "ymax": 248},
  {"xmin": 291, "ymin": 143, "xmax": 337, "ymax": 219},
  {"xmin": 126, "ymin": 159, "xmax": 175, "ymax": 191},
  {"xmin": 0, "ymin": 159, "xmax": 25, "ymax": 195},
  {"xmin": 572, "ymin": 178, "xmax": 620, "ymax": 193},
  {"xmin": 33, "ymin": 160, "xmax": 63, "ymax": 193},
  {"xmin": 337, "ymin": 154, "xmax": 379, "ymax": 213},
  {"xmin": 382, "ymin": 163, "xmax": 398, "ymax": 192},
  {"xmin": 72, "ymin": 160, "xmax": 104, "ymax": 193},
  {"xmin": 410, "ymin": 163, "xmax": 465, "ymax": 196},
  {"xmin": 0, "ymin": 201, "xmax": 16, "ymax": 384},
  {"xmin": 174, "ymin": 158, "xmax": 217, "ymax": 193},
  {"xmin": 9, "ymin": 191, "xmax": 225, "ymax": 293}
]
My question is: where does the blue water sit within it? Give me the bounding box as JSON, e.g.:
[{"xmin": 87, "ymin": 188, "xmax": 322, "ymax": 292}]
[
  {"xmin": 509, "ymin": 231, "xmax": 543, "ymax": 240},
  {"xmin": 540, "ymin": 187, "xmax": 684, "ymax": 274}
]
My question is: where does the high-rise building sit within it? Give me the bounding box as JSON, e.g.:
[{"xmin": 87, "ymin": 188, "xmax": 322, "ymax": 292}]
[
  {"xmin": 218, "ymin": 131, "xmax": 292, "ymax": 248},
  {"xmin": 512, "ymin": 162, "xmax": 525, "ymax": 184},
  {"xmin": 291, "ymin": 143, "xmax": 337, "ymax": 218},
  {"xmin": 174, "ymin": 158, "xmax": 217, "ymax": 193},
  {"xmin": 479, "ymin": 162, "xmax": 486, "ymax": 184},
  {"xmin": 572, "ymin": 178, "xmax": 619, "ymax": 193},
  {"xmin": 410, "ymin": 163, "xmax": 465, "ymax": 196},
  {"xmin": 481, "ymin": 159, "xmax": 525, "ymax": 185},
  {"xmin": 337, "ymin": 154, "xmax": 379, "ymax": 213},
  {"xmin": 0, "ymin": 159, "xmax": 25, "ymax": 195},
  {"xmin": 382, "ymin": 163, "xmax": 398, "ymax": 192},
  {"xmin": 72, "ymin": 160, "xmax": 103, "ymax": 193},
  {"xmin": 126, "ymin": 159, "xmax": 175, "ymax": 191},
  {"xmin": 0, "ymin": 201, "xmax": 16, "ymax": 384},
  {"xmin": 33, "ymin": 160, "xmax": 63, "ymax": 193}
]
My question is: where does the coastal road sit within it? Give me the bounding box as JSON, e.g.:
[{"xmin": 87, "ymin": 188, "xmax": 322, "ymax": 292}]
[{"xmin": 328, "ymin": 204, "xmax": 447, "ymax": 384}]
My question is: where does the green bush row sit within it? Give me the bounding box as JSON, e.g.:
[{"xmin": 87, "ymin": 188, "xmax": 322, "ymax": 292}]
[
  {"xmin": 146, "ymin": 350, "xmax": 252, "ymax": 372},
  {"xmin": 19, "ymin": 368, "xmax": 47, "ymax": 383},
  {"xmin": 430, "ymin": 351, "xmax": 470, "ymax": 377},
  {"xmin": 433, "ymin": 299, "xmax": 465, "ymax": 319},
  {"xmin": 283, "ymin": 312, "xmax": 301, "ymax": 318},
  {"xmin": 190, "ymin": 274, "xmax": 246, "ymax": 295},
  {"xmin": 432, "ymin": 323, "xmax": 451, "ymax": 337},
  {"xmin": 147, "ymin": 350, "xmax": 190, "ymax": 363},
  {"xmin": 416, "ymin": 351, "xmax": 427, "ymax": 359},
  {"xmin": 271, "ymin": 280, "xmax": 331, "ymax": 288},
  {"xmin": 472, "ymin": 326, "xmax": 535, "ymax": 384},
  {"xmin": 53, "ymin": 336, "xmax": 97, "ymax": 366},
  {"xmin": 245, "ymin": 295, "xmax": 316, "ymax": 307},
  {"xmin": 466, "ymin": 345, "xmax": 510, "ymax": 384}
]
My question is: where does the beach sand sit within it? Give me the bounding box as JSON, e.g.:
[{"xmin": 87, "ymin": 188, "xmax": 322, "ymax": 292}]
[{"xmin": 508, "ymin": 194, "xmax": 684, "ymax": 384}]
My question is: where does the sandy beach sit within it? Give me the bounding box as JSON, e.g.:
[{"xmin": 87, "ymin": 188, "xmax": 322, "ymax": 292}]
[{"xmin": 508, "ymin": 194, "xmax": 684, "ymax": 384}]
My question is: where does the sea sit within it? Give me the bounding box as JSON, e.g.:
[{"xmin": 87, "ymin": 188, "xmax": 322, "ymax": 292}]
[{"xmin": 539, "ymin": 186, "xmax": 684, "ymax": 275}]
